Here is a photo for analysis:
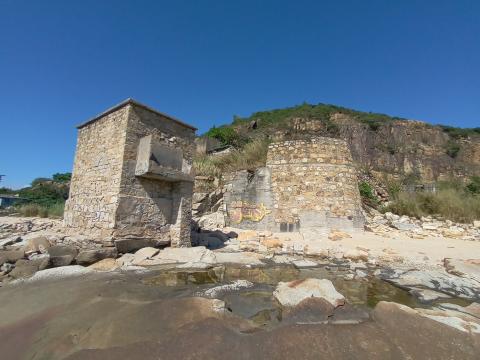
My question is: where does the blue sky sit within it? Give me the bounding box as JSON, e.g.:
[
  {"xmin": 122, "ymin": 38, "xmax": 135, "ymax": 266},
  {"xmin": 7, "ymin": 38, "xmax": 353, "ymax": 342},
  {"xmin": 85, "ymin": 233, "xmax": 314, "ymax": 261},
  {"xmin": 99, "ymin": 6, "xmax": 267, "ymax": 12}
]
[{"xmin": 1, "ymin": 0, "xmax": 479, "ymax": 189}]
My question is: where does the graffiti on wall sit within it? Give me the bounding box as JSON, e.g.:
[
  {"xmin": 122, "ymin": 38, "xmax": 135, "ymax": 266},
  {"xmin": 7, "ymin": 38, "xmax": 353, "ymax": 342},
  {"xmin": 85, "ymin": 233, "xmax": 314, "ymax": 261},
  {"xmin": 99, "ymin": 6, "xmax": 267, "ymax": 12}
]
[{"xmin": 229, "ymin": 200, "xmax": 271, "ymax": 224}]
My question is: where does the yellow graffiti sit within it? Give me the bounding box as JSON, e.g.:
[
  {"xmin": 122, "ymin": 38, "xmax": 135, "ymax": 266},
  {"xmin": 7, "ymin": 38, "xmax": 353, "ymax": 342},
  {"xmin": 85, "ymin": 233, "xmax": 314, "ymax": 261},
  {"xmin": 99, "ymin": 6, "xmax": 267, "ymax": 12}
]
[{"xmin": 229, "ymin": 201, "xmax": 271, "ymax": 224}]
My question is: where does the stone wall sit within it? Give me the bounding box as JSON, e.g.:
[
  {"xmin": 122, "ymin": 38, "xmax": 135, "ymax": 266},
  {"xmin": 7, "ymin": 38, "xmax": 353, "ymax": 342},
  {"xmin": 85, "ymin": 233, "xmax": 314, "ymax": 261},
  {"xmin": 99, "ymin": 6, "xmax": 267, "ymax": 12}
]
[
  {"xmin": 63, "ymin": 106, "xmax": 128, "ymax": 238},
  {"xmin": 267, "ymin": 137, "xmax": 364, "ymax": 231},
  {"xmin": 222, "ymin": 137, "xmax": 364, "ymax": 232},
  {"xmin": 64, "ymin": 99, "xmax": 196, "ymax": 249}
]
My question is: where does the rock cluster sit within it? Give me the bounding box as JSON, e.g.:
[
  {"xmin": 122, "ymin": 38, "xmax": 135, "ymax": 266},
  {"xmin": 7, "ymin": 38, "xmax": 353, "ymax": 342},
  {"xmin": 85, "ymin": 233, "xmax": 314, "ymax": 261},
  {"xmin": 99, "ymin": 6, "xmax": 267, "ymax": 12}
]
[{"xmin": 366, "ymin": 211, "xmax": 480, "ymax": 241}]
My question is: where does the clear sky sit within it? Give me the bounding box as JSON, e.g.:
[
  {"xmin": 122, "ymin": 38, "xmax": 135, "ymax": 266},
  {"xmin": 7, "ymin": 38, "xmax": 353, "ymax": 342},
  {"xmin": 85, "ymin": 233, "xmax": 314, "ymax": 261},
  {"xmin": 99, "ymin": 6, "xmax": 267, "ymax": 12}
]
[{"xmin": 1, "ymin": 0, "xmax": 479, "ymax": 189}]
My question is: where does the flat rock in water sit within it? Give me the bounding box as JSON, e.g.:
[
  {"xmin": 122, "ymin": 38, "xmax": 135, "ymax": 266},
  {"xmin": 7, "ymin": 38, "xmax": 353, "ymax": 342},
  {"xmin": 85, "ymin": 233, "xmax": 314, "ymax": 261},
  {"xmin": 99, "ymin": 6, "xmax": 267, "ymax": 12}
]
[
  {"xmin": 149, "ymin": 246, "xmax": 216, "ymax": 265},
  {"xmin": 214, "ymin": 251, "xmax": 264, "ymax": 266},
  {"xmin": 292, "ymin": 259, "xmax": 318, "ymax": 268},
  {"xmin": 409, "ymin": 288, "xmax": 451, "ymax": 303},
  {"xmin": 18, "ymin": 265, "xmax": 92, "ymax": 283},
  {"xmin": 382, "ymin": 269, "xmax": 480, "ymax": 300},
  {"xmin": 273, "ymin": 278, "xmax": 345, "ymax": 307}
]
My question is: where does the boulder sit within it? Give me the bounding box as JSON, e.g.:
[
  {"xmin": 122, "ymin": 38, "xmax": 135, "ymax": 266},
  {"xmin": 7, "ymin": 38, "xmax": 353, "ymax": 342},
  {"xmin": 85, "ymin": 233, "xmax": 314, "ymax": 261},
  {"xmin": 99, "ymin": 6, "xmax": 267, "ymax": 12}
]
[
  {"xmin": 114, "ymin": 238, "xmax": 164, "ymax": 254},
  {"xmin": 197, "ymin": 211, "xmax": 225, "ymax": 230},
  {"xmin": 442, "ymin": 226, "xmax": 465, "ymax": 238},
  {"xmin": 473, "ymin": 220, "xmax": 480, "ymax": 229},
  {"xmin": 343, "ymin": 248, "xmax": 369, "ymax": 262},
  {"xmin": 76, "ymin": 247, "xmax": 118, "ymax": 266},
  {"xmin": 0, "ymin": 236, "xmax": 22, "ymax": 248},
  {"xmin": 47, "ymin": 245, "xmax": 78, "ymax": 267},
  {"xmin": 23, "ymin": 236, "xmax": 51, "ymax": 255},
  {"xmin": 328, "ymin": 230, "xmax": 352, "ymax": 241},
  {"xmin": 0, "ymin": 249, "xmax": 25, "ymax": 264},
  {"xmin": 88, "ymin": 258, "xmax": 120, "ymax": 271},
  {"xmin": 142, "ymin": 246, "xmax": 217, "ymax": 266},
  {"xmin": 391, "ymin": 221, "xmax": 419, "ymax": 231},
  {"xmin": 273, "ymin": 278, "xmax": 345, "ymax": 307},
  {"xmin": 237, "ymin": 230, "xmax": 258, "ymax": 242},
  {"xmin": 8, "ymin": 256, "xmax": 50, "ymax": 279},
  {"xmin": 19, "ymin": 265, "xmax": 92, "ymax": 283},
  {"xmin": 131, "ymin": 247, "xmax": 160, "ymax": 265}
]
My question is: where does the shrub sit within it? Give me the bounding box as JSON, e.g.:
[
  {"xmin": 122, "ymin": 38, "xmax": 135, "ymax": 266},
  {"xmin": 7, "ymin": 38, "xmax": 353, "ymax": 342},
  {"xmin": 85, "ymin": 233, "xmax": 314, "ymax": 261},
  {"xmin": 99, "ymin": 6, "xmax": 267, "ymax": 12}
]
[
  {"xmin": 52, "ymin": 172, "xmax": 71, "ymax": 183},
  {"xmin": 445, "ymin": 141, "xmax": 461, "ymax": 158},
  {"xmin": 383, "ymin": 188, "xmax": 480, "ymax": 223},
  {"xmin": 358, "ymin": 181, "xmax": 379, "ymax": 207},
  {"xmin": 466, "ymin": 176, "xmax": 480, "ymax": 195},
  {"xmin": 205, "ymin": 126, "xmax": 244, "ymax": 147}
]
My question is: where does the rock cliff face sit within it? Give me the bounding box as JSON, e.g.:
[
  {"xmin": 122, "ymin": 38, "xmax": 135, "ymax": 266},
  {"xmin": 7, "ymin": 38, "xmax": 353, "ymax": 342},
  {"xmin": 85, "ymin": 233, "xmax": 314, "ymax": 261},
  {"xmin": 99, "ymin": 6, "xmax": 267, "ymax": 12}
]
[
  {"xmin": 331, "ymin": 114, "xmax": 480, "ymax": 181},
  {"xmin": 209, "ymin": 103, "xmax": 480, "ymax": 182}
]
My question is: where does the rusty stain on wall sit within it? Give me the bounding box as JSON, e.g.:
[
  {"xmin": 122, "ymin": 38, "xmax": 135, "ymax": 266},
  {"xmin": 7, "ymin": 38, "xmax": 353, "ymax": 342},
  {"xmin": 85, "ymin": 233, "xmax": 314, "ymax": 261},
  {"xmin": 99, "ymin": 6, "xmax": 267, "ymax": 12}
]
[{"xmin": 229, "ymin": 201, "xmax": 271, "ymax": 224}]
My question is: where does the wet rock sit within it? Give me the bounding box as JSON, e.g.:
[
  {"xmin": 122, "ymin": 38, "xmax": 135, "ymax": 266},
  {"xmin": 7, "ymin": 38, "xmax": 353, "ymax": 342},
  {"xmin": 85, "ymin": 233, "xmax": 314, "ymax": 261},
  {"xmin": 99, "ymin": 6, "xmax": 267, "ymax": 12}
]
[
  {"xmin": 214, "ymin": 251, "xmax": 264, "ymax": 266},
  {"xmin": 76, "ymin": 248, "xmax": 117, "ymax": 266},
  {"xmin": 273, "ymin": 278, "xmax": 345, "ymax": 307},
  {"xmin": 47, "ymin": 245, "xmax": 78, "ymax": 267},
  {"xmin": 23, "ymin": 236, "xmax": 51, "ymax": 255},
  {"xmin": 146, "ymin": 246, "xmax": 217, "ymax": 265},
  {"xmin": 382, "ymin": 269, "xmax": 480, "ymax": 300},
  {"xmin": 409, "ymin": 288, "xmax": 451, "ymax": 303},
  {"xmin": 143, "ymin": 267, "xmax": 223, "ymax": 286},
  {"xmin": 200, "ymin": 280, "xmax": 254, "ymax": 298},
  {"xmin": 88, "ymin": 258, "xmax": 120, "ymax": 271},
  {"xmin": 328, "ymin": 303, "xmax": 370, "ymax": 324}
]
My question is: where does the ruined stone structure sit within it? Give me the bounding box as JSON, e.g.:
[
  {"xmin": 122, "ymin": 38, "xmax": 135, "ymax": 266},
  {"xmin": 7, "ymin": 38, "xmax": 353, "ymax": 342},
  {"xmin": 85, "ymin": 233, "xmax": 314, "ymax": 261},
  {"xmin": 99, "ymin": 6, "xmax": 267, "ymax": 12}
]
[
  {"xmin": 64, "ymin": 99, "xmax": 196, "ymax": 249},
  {"xmin": 225, "ymin": 137, "xmax": 364, "ymax": 232}
]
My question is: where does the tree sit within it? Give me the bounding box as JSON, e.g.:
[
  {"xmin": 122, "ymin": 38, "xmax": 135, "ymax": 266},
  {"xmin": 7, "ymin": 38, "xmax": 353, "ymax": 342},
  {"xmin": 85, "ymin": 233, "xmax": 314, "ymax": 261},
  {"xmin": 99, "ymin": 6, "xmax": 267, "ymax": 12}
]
[{"xmin": 52, "ymin": 172, "xmax": 72, "ymax": 183}]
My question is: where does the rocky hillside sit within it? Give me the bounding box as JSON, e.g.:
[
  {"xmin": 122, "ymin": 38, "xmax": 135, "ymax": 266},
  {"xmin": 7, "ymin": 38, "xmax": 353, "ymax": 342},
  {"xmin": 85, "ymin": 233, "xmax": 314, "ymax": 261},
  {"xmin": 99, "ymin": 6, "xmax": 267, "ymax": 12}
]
[{"xmin": 204, "ymin": 103, "xmax": 480, "ymax": 182}]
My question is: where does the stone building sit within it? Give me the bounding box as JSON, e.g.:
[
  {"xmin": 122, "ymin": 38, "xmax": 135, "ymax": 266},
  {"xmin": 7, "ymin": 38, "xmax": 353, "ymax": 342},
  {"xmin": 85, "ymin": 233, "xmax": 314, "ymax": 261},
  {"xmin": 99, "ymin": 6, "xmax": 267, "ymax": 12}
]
[
  {"xmin": 225, "ymin": 137, "xmax": 364, "ymax": 232},
  {"xmin": 64, "ymin": 99, "xmax": 196, "ymax": 250}
]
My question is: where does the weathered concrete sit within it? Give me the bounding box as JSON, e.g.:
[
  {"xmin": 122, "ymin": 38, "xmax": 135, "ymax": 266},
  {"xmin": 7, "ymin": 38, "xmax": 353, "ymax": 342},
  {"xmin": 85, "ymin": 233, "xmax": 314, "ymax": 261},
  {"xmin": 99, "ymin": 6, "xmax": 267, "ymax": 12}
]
[{"xmin": 64, "ymin": 99, "xmax": 196, "ymax": 248}]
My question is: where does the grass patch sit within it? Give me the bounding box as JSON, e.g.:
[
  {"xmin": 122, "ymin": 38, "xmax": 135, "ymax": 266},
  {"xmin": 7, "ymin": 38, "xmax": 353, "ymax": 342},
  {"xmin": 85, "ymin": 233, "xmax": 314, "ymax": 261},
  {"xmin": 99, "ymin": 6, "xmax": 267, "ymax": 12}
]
[
  {"xmin": 383, "ymin": 180, "xmax": 480, "ymax": 223},
  {"xmin": 16, "ymin": 201, "xmax": 65, "ymax": 218},
  {"xmin": 194, "ymin": 139, "xmax": 270, "ymax": 177}
]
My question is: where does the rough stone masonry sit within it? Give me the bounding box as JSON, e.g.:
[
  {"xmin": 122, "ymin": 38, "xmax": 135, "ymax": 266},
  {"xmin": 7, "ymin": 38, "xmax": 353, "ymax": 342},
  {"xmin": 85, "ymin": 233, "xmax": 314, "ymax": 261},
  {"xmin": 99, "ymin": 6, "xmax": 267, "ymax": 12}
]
[
  {"xmin": 63, "ymin": 99, "xmax": 196, "ymax": 250},
  {"xmin": 225, "ymin": 137, "xmax": 364, "ymax": 232}
]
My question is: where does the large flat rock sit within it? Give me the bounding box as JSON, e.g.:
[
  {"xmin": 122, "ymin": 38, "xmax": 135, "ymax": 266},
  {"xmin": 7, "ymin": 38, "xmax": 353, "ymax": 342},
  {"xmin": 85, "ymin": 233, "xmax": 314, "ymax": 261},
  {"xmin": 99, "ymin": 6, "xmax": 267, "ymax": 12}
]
[{"xmin": 273, "ymin": 278, "xmax": 345, "ymax": 307}]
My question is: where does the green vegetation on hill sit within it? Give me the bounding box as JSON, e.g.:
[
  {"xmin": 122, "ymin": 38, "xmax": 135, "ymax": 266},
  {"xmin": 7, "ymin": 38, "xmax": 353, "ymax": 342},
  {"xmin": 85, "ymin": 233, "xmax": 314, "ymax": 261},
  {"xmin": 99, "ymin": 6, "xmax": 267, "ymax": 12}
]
[
  {"xmin": 1, "ymin": 172, "xmax": 71, "ymax": 218},
  {"xmin": 204, "ymin": 102, "xmax": 478, "ymax": 148}
]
